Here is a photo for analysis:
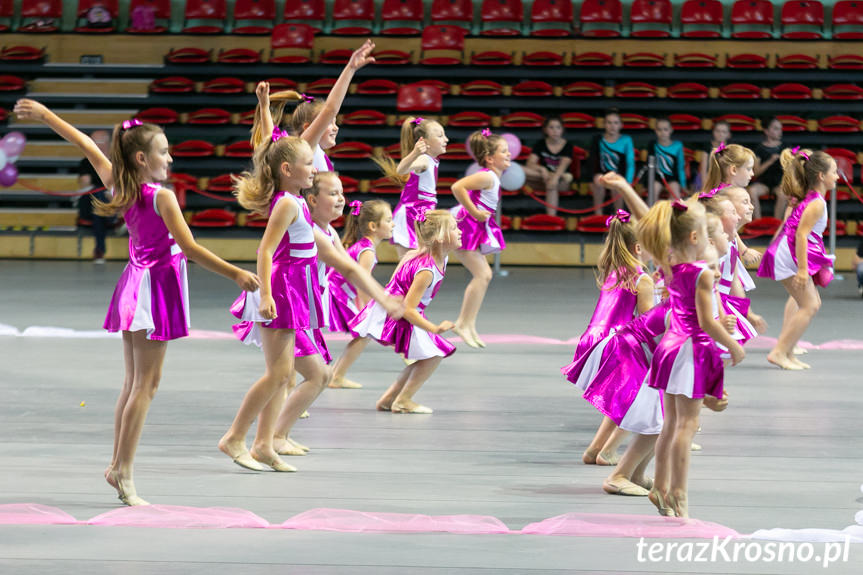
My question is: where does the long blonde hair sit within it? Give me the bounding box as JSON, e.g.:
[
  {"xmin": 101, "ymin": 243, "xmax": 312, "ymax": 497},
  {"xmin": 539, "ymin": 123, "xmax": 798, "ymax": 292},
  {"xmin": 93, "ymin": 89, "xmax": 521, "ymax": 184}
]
[
  {"xmin": 250, "ymin": 90, "xmax": 324, "ymax": 147},
  {"xmin": 414, "ymin": 209, "xmax": 455, "ymax": 253},
  {"xmin": 596, "ymin": 216, "xmax": 642, "ymax": 292},
  {"xmin": 93, "ymin": 122, "xmax": 164, "ymax": 216},
  {"xmin": 780, "ymin": 148, "xmax": 834, "ymax": 201},
  {"xmin": 234, "ymin": 135, "xmax": 310, "ymax": 216},
  {"xmin": 637, "ymin": 197, "xmax": 706, "ymax": 273},
  {"xmin": 702, "ymin": 143, "xmax": 755, "ymax": 195},
  {"xmin": 372, "ymin": 117, "xmax": 442, "ymax": 186}
]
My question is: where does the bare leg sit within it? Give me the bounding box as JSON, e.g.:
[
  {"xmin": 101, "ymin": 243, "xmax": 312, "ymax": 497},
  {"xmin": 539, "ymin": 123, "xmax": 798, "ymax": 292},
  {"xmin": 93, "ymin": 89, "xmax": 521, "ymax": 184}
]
[
  {"xmin": 219, "ymin": 328, "xmax": 295, "ymax": 471},
  {"xmin": 591, "ymin": 175, "xmax": 606, "ymax": 215},
  {"xmin": 583, "ymin": 416, "xmax": 616, "ymax": 464},
  {"xmin": 545, "ymin": 186, "xmax": 559, "ymax": 217},
  {"xmin": 667, "ymin": 181, "xmax": 682, "ymax": 200},
  {"xmin": 747, "ymin": 183, "xmax": 765, "ymax": 220},
  {"xmin": 649, "ymin": 391, "xmax": 675, "ymax": 516},
  {"xmin": 376, "ymin": 366, "xmax": 413, "ymax": 411},
  {"xmin": 106, "ymin": 331, "xmax": 135, "ymax": 486},
  {"xmin": 108, "ymin": 330, "xmax": 168, "ymax": 506},
  {"xmin": 330, "ymin": 336, "xmax": 370, "ymax": 388},
  {"xmin": 603, "ymin": 433, "xmax": 656, "ymax": 496},
  {"xmin": 597, "ymin": 426, "xmax": 630, "ymax": 466},
  {"xmin": 391, "ymin": 356, "xmax": 442, "ymax": 413},
  {"xmin": 772, "ymin": 187, "xmax": 787, "ymax": 220},
  {"xmin": 667, "ymin": 395, "xmax": 703, "ymax": 519},
  {"xmin": 273, "ymin": 354, "xmax": 331, "ymax": 456},
  {"xmin": 453, "ymin": 249, "xmax": 492, "ymax": 348},
  {"xmin": 768, "ymin": 277, "xmax": 820, "ymax": 370}
]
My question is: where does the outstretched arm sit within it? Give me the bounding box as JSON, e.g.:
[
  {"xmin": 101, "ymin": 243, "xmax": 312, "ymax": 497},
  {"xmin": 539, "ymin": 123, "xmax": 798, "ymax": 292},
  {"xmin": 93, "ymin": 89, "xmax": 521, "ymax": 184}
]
[
  {"xmin": 598, "ymin": 172, "xmax": 648, "ymax": 220},
  {"xmin": 255, "ymin": 81, "xmax": 274, "ymax": 142},
  {"xmin": 14, "ymin": 99, "xmax": 113, "ymax": 189}
]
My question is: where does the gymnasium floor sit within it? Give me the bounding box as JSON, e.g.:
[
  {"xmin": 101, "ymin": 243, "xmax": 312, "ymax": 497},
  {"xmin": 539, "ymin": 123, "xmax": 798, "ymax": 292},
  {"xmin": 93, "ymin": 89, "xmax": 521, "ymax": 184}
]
[{"xmin": 1, "ymin": 260, "xmax": 861, "ymax": 574}]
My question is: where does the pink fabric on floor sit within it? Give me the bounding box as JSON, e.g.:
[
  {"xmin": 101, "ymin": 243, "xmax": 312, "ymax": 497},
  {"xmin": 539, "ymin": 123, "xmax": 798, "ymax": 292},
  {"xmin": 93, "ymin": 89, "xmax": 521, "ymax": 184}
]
[
  {"xmin": 520, "ymin": 512, "xmax": 740, "ymax": 539},
  {"xmin": 280, "ymin": 508, "xmax": 510, "ymax": 534},
  {"xmin": 815, "ymin": 339, "xmax": 863, "ymax": 350},
  {"xmin": 0, "ymin": 503, "xmax": 79, "ymax": 525},
  {"xmin": 86, "ymin": 505, "xmax": 270, "ymax": 529}
]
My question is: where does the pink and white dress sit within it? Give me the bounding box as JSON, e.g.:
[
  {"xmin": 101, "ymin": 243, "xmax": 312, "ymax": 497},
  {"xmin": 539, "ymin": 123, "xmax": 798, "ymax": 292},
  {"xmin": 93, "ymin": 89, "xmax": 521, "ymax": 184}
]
[
  {"xmin": 349, "ymin": 253, "xmax": 455, "ymax": 360},
  {"xmin": 327, "ymin": 237, "xmax": 377, "ymax": 333},
  {"xmin": 648, "ymin": 262, "xmax": 724, "ymax": 399},
  {"xmin": 451, "ymin": 169, "xmax": 506, "ymax": 255},
  {"xmin": 392, "ymin": 154, "xmax": 439, "ymax": 249},
  {"xmin": 104, "ymin": 183, "xmax": 190, "ymax": 341},
  {"xmin": 230, "ymin": 193, "xmax": 325, "ymax": 355},
  {"xmin": 291, "ymin": 222, "xmax": 339, "ymax": 363},
  {"xmin": 313, "ymin": 144, "xmax": 334, "ymax": 173},
  {"xmin": 717, "ymin": 242, "xmax": 756, "ymax": 343},
  {"xmin": 758, "ymin": 190, "xmax": 835, "ymax": 287}
]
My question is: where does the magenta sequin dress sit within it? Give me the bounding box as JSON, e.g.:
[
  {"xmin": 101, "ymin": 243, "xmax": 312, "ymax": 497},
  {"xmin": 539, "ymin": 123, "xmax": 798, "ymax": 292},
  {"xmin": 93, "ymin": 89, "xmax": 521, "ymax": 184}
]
[
  {"xmin": 758, "ymin": 190, "xmax": 835, "ymax": 287},
  {"xmin": 292, "ymin": 222, "xmax": 337, "ymax": 363},
  {"xmin": 392, "ymin": 154, "xmax": 438, "ymax": 249},
  {"xmin": 648, "ymin": 262, "xmax": 724, "ymax": 399},
  {"xmin": 562, "ymin": 268, "xmax": 646, "ymax": 391},
  {"xmin": 103, "ymin": 183, "xmax": 190, "ymax": 341},
  {"xmin": 230, "ymin": 193, "xmax": 325, "ymax": 354},
  {"xmin": 717, "ymin": 241, "xmax": 756, "ymax": 343},
  {"xmin": 327, "ymin": 237, "xmax": 377, "ymax": 333},
  {"xmin": 451, "ymin": 168, "xmax": 506, "ymax": 255},
  {"xmin": 349, "ymin": 253, "xmax": 456, "ymax": 360}
]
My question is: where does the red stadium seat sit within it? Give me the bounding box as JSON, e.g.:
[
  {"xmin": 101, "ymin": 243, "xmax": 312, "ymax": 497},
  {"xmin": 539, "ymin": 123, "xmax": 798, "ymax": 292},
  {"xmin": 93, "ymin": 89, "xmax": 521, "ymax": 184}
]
[
  {"xmin": 576, "ymin": 214, "xmax": 611, "ymax": 233},
  {"xmin": 245, "ymin": 213, "xmax": 269, "ymax": 228},
  {"xmin": 561, "ymin": 112, "xmax": 596, "ymax": 129},
  {"xmin": 269, "ymin": 23, "xmax": 314, "ymax": 64},
  {"xmin": 19, "ymin": 0, "xmax": 63, "ymax": 32},
  {"xmin": 714, "ymin": 114, "xmax": 758, "ymax": 131},
  {"xmin": 304, "ymin": 78, "xmax": 337, "ymax": 95},
  {"xmin": 829, "ymin": 53, "xmax": 863, "ymax": 69},
  {"xmin": 370, "ymin": 177, "xmax": 403, "ymax": 194},
  {"xmin": 182, "ymin": 0, "xmax": 226, "ymax": 34},
  {"xmin": 0, "ymin": 45, "xmax": 46, "ymax": 61},
  {"xmin": 781, "ymin": 0, "xmax": 823, "ymax": 39},
  {"xmin": 136, "ymin": 107, "xmax": 179, "ymax": 124},
  {"xmin": 572, "ymin": 52, "xmax": 614, "ymax": 66},
  {"xmin": 331, "ymin": 0, "xmax": 375, "ymax": 35},
  {"xmin": 0, "ymin": 0, "xmax": 12, "ymax": 32},
  {"xmin": 127, "ymin": 0, "xmax": 170, "ymax": 33},
  {"xmin": 579, "ymin": 0, "xmax": 622, "ymax": 37},
  {"xmin": 622, "ymin": 52, "xmax": 665, "ymax": 67},
  {"xmin": 680, "ymin": 0, "xmax": 724, "ymax": 38},
  {"xmin": 823, "ymin": 83, "xmax": 863, "ymax": 100},
  {"xmin": 501, "ymin": 111, "xmax": 545, "ymax": 128},
  {"xmin": 190, "ymin": 209, "xmax": 236, "ymax": 228},
  {"xmin": 397, "ymin": 83, "xmax": 443, "ymax": 112},
  {"xmin": 338, "ymin": 175, "xmax": 359, "ymax": 194},
  {"xmin": 0, "ymin": 75, "xmax": 26, "ymax": 91},
  {"xmin": 356, "ymin": 79, "xmax": 399, "ymax": 94},
  {"xmin": 620, "ymin": 113, "xmax": 650, "ymax": 130},
  {"xmin": 512, "ymin": 80, "xmax": 554, "ymax": 97},
  {"xmin": 150, "ymin": 76, "xmax": 196, "ymax": 93},
  {"xmin": 283, "ymin": 0, "xmax": 325, "ymax": 33},
  {"xmin": 776, "ymin": 53, "xmax": 818, "ymax": 69},
  {"xmin": 430, "ymin": 0, "xmax": 474, "ymax": 32},
  {"xmin": 832, "ymin": 0, "xmax": 863, "ymax": 39},
  {"xmin": 440, "ymin": 142, "xmax": 472, "ymax": 160},
  {"xmin": 340, "ymin": 109, "xmax": 387, "ymax": 125},
  {"xmin": 165, "ymin": 47, "xmax": 211, "ymax": 64},
  {"xmin": 630, "ymin": 0, "xmax": 673, "ymax": 37},
  {"xmin": 264, "ymin": 78, "xmax": 297, "ymax": 91},
  {"xmin": 75, "ymin": 0, "xmax": 118, "ymax": 33},
  {"xmin": 570, "ymin": 146, "xmax": 588, "ymax": 180},
  {"xmin": 614, "ymin": 82, "xmax": 659, "ymax": 98},
  {"xmin": 673, "ymin": 52, "xmax": 718, "ymax": 68},
  {"xmin": 731, "ymin": 0, "xmax": 774, "ymax": 38},
  {"xmin": 669, "ymin": 113, "xmax": 704, "ymax": 131},
  {"xmin": 460, "ymin": 80, "xmax": 504, "ymax": 97},
  {"xmin": 381, "ymin": 0, "xmax": 425, "ymax": 36},
  {"xmin": 328, "ymin": 142, "xmax": 373, "ymax": 159},
  {"xmin": 521, "ymin": 214, "xmax": 566, "ymax": 231},
  {"xmin": 224, "ymin": 140, "xmax": 254, "ymax": 158},
  {"xmin": 372, "ymin": 49, "xmax": 412, "ymax": 65},
  {"xmin": 530, "ymin": 0, "xmax": 573, "ymax": 37},
  {"xmin": 420, "ymin": 25, "xmax": 466, "ymax": 66},
  {"xmin": 818, "ymin": 115, "xmax": 861, "ymax": 132},
  {"xmin": 470, "ymin": 50, "xmax": 513, "ymax": 66},
  {"xmin": 237, "ymin": 109, "xmax": 256, "ymax": 125},
  {"xmin": 522, "ymin": 51, "xmax": 564, "ymax": 66},
  {"xmin": 824, "ymin": 148, "xmax": 857, "ymax": 180},
  {"xmin": 202, "ymin": 77, "xmax": 245, "ymax": 94},
  {"xmin": 563, "ymin": 81, "xmax": 604, "ymax": 98},
  {"xmin": 667, "ymin": 82, "xmax": 709, "ymax": 99},
  {"xmin": 726, "ymin": 53, "xmax": 768, "ymax": 68},
  {"xmin": 172, "ymin": 140, "xmax": 216, "ymax": 157},
  {"xmin": 447, "ymin": 111, "xmax": 492, "ymax": 126},
  {"xmin": 741, "ymin": 217, "xmax": 781, "ymax": 237},
  {"xmin": 480, "ymin": 0, "xmax": 523, "ymax": 36},
  {"xmin": 770, "ymin": 83, "xmax": 812, "ymax": 99},
  {"xmin": 232, "ymin": 0, "xmax": 275, "ymax": 35},
  {"xmin": 319, "ymin": 48, "xmax": 352, "ymax": 64},
  {"xmin": 775, "ymin": 114, "xmax": 809, "ymax": 131},
  {"xmin": 187, "ymin": 108, "xmax": 232, "ymax": 125},
  {"xmin": 216, "ymin": 48, "xmax": 262, "ymax": 64}
]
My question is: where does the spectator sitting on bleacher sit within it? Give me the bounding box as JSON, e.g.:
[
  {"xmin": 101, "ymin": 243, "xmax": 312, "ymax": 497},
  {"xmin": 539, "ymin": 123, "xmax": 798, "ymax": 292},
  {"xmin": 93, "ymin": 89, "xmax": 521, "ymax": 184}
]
[
  {"xmin": 77, "ymin": 130, "xmax": 115, "ymax": 264},
  {"xmin": 648, "ymin": 117, "xmax": 686, "ymax": 200},
  {"xmin": 749, "ymin": 117, "xmax": 785, "ymax": 221},
  {"xmin": 590, "ymin": 109, "xmax": 634, "ymax": 215},
  {"xmin": 523, "ymin": 116, "xmax": 573, "ymax": 217},
  {"xmin": 697, "ymin": 119, "xmax": 731, "ymax": 191}
]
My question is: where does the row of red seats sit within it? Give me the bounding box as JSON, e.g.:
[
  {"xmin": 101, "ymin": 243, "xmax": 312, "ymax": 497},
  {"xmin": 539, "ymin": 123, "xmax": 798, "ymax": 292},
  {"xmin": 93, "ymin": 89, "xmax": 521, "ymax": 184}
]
[{"xmin": 2, "ymin": 0, "xmax": 861, "ymax": 39}]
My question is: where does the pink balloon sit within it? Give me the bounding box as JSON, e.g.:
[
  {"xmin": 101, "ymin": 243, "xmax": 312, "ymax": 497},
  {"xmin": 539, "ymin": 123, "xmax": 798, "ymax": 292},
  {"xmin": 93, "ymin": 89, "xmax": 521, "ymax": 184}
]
[
  {"xmin": 0, "ymin": 164, "xmax": 18, "ymax": 187},
  {"xmin": 0, "ymin": 132, "xmax": 26, "ymax": 161},
  {"xmin": 501, "ymin": 133, "xmax": 521, "ymax": 159}
]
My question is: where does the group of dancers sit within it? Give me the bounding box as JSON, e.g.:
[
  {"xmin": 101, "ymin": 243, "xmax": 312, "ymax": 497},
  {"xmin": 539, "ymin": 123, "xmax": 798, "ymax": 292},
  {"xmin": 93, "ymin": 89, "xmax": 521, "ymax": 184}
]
[{"xmin": 11, "ymin": 40, "xmax": 836, "ymax": 517}]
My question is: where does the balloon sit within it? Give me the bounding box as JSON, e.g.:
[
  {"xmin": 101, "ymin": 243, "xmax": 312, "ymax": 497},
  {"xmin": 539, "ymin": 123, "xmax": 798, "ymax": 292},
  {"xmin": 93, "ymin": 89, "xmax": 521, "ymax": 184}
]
[
  {"xmin": 500, "ymin": 163, "xmax": 525, "ymax": 191},
  {"xmin": 465, "ymin": 162, "xmax": 481, "ymax": 177},
  {"xmin": 501, "ymin": 133, "xmax": 521, "ymax": 159},
  {"xmin": 0, "ymin": 131, "xmax": 26, "ymax": 162},
  {"xmin": 464, "ymin": 135, "xmax": 475, "ymax": 160},
  {"xmin": 0, "ymin": 164, "xmax": 18, "ymax": 187},
  {"xmin": 0, "ymin": 149, "xmax": 6, "ymax": 169}
]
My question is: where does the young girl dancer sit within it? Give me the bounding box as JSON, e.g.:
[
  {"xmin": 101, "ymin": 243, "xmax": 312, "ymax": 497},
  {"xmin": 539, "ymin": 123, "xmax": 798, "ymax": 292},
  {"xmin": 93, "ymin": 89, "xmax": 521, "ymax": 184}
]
[
  {"xmin": 449, "ymin": 130, "xmax": 510, "ymax": 348},
  {"xmin": 378, "ymin": 117, "xmax": 448, "ymax": 258},
  {"xmin": 758, "ymin": 148, "xmax": 837, "ymax": 370},
  {"xmin": 221, "ymin": 136, "xmax": 400, "ymax": 472},
  {"xmin": 328, "ymin": 199, "xmax": 395, "ymax": 389},
  {"xmin": 13, "ymin": 99, "xmax": 260, "ymax": 505},
  {"xmin": 639, "ymin": 198, "xmax": 745, "ymax": 518},
  {"xmin": 562, "ymin": 208, "xmax": 655, "ymax": 466},
  {"xmin": 350, "ymin": 210, "xmax": 460, "ymax": 414}
]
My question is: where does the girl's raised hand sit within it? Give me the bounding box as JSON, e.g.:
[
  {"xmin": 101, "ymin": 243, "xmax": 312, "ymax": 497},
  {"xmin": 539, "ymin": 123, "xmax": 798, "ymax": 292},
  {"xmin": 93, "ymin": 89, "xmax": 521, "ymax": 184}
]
[
  {"xmin": 412, "ymin": 137, "xmax": 429, "ymax": 156},
  {"xmin": 436, "ymin": 320, "xmax": 455, "ymax": 334},
  {"xmin": 255, "ymin": 81, "xmax": 270, "ymax": 108},
  {"xmin": 599, "ymin": 172, "xmax": 628, "ymax": 189},
  {"xmin": 258, "ymin": 294, "xmax": 277, "ymax": 320},
  {"xmin": 347, "ymin": 39, "xmax": 376, "ymax": 71},
  {"xmin": 13, "ymin": 98, "xmax": 49, "ymax": 122},
  {"xmin": 235, "ymin": 269, "xmax": 261, "ymax": 292}
]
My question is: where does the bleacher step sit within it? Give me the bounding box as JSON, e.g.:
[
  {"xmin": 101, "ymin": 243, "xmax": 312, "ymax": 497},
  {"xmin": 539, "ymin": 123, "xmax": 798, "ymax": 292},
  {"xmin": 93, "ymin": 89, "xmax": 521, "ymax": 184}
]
[
  {"xmin": 0, "ymin": 175, "xmax": 80, "ymax": 195},
  {"xmin": 29, "ymin": 78, "xmax": 151, "ymax": 96},
  {"xmin": 0, "ymin": 209, "xmax": 76, "ymax": 227}
]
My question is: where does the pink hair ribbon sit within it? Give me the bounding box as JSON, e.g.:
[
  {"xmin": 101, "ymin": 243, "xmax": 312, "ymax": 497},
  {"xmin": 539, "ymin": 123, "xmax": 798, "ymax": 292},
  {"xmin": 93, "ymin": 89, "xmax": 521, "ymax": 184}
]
[
  {"xmin": 699, "ymin": 182, "xmax": 729, "ymax": 199},
  {"xmin": 481, "ymin": 128, "xmax": 492, "ymax": 137},
  {"xmin": 271, "ymin": 127, "xmax": 289, "ymax": 142},
  {"xmin": 671, "ymin": 199, "xmax": 688, "ymax": 212},
  {"xmin": 300, "ymin": 93, "xmax": 315, "ymax": 103},
  {"xmin": 605, "ymin": 209, "xmax": 630, "ymax": 227},
  {"xmin": 791, "ymin": 146, "xmax": 810, "ymax": 160},
  {"xmin": 412, "ymin": 117, "xmax": 424, "ymax": 125},
  {"xmin": 416, "ymin": 207, "xmax": 428, "ymax": 222},
  {"xmin": 349, "ymin": 200, "xmax": 362, "ymax": 216},
  {"xmin": 714, "ymin": 142, "xmax": 727, "ymax": 155},
  {"xmin": 121, "ymin": 118, "xmax": 142, "ymax": 131}
]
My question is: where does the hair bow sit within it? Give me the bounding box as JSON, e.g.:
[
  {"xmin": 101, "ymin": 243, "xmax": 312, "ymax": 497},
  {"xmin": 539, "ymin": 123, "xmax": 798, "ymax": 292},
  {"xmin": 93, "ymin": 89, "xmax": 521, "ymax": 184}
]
[
  {"xmin": 671, "ymin": 199, "xmax": 688, "ymax": 212},
  {"xmin": 481, "ymin": 128, "xmax": 492, "ymax": 137},
  {"xmin": 299, "ymin": 93, "xmax": 315, "ymax": 104},
  {"xmin": 349, "ymin": 200, "xmax": 362, "ymax": 216},
  {"xmin": 605, "ymin": 209, "xmax": 630, "ymax": 227},
  {"xmin": 412, "ymin": 117, "xmax": 424, "ymax": 125},
  {"xmin": 791, "ymin": 146, "xmax": 810, "ymax": 161},
  {"xmin": 699, "ymin": 182, "xmax": 729, "ymax": 199},
  {"xmin": 121, "ymin": 118, "xmax": 142, "ymax": 131},
  {"xmin": 714, "ymin": 142, "xmax": 727, "ymax": 155},
  {"xmin": 416, "ymin": 207, "xmax": 429, "ymax": 222},
  {"xmin": 271, "ymin": 127, "xmax": 289, "ymax": 142}
]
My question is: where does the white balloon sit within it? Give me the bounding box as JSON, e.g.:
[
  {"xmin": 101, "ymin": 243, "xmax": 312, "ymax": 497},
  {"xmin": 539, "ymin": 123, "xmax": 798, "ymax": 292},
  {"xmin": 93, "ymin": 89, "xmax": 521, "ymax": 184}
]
[
  {"xmin": 0, "ymin": 149, "xmax": 6, "ymax": 170},
  {"xmin": 500, "ymin": 163, "xmax": 526, "ymax": 191}
]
